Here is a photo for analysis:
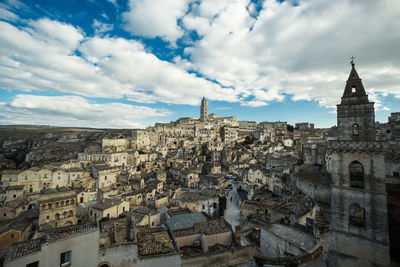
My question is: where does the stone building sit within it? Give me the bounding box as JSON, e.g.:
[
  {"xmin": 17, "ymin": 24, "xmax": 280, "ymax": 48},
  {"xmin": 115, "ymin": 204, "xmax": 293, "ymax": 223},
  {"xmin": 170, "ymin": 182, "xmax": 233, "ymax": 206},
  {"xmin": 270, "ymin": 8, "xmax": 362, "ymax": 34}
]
[
  {"xmin": 39, "ymin": 187, "xmax": 77, "ymax": 230},
  {"xmin": 221, "ymin": 126, "xmax": 238, "ymax": 143},
  {"xmin": 4, "ymin": 224, "xmax": 99, "ymax": 267},
  {"xmin": 327, "ymin": 62, "xmax": 390, "ymax": 266},
  {"xmin": 0, "ymin": 209, "xmax": 37, "ymax": 249},
  {"xmin": 89, "ymin": 199, "xmax": 129, "ymax": 223}
]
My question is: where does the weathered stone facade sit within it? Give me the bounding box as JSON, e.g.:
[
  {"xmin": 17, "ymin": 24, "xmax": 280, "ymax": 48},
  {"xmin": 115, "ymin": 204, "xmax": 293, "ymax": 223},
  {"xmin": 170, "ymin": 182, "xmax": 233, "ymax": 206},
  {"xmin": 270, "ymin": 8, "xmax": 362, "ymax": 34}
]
[{"xmin": 327, "ymin": 63, "xmax": 390, "ymax": 266}]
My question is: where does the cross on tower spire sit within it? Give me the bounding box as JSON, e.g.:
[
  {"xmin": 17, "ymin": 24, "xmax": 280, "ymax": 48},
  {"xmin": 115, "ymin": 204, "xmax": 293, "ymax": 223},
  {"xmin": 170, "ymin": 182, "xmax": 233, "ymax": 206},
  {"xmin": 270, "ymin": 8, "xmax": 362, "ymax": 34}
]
[{"xmin": 350, "ymin": 56, "xmax": 356, "ymax": 65}]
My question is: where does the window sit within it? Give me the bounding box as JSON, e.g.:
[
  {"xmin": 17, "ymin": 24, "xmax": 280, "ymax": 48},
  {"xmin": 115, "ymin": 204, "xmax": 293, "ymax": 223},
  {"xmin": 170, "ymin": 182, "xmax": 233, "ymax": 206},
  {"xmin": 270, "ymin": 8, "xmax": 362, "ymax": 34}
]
[
  {"xmin": 349, "ymin": 203, "xmax": 365, "ymax": 227},
  {"xmin": 9, "ymin": 178, "xmax": 12, "ymax": 182},
  {"xmin": 58, "ymin": 176, "xmax": 61, "ymax": 180},
  {"xmin": 104, "ymin": 176, "xmax": 107, "ymax": 180},
  {"xmin": 394, "ymin": 172, "xmax": 400, "ymax": 177},
  {"xmin": 10, "ymin": 233, "xmax": 14, "ymax": 238},
  {"xmin": 3, "ymin": 213, "xmax": 6, "ymax": 216},
  {"xmin": 26, "ymin": 261, "xmax": 39, "ymax": 267},
  {"xmin": 25, "ymin": 176, "xmax": 28, "ymax": 180},
  {"xmin": 77, "ymin": 174, "xmax": 80, "ymax": 178},
  {"xmin": 13, "ymin": 194, "xmax": 16, "ymax": 199},
  {"xmin": 107, "ymin": 213, "xmax": 110, "ymax": 218},
  {"xmin": 60, "ymin": 251, "xmax": 71, "ymax": 266},
  {"xmin": 46, "ymin": 216, "xmax": 50, "ymax": 220},
  {"xmin": 349, "ymin": 161, "xmax": 364, "ymax": 189},
  {"xmin": 202, "ymin": 205, "xmax": 205, "ymax": 210},
  {"xmin": 352, "ymin": 86, "xmax": 356, "ymax": 93},
  {"xmin": 44, "ymin": 174, "xmax": 47, "ymax": 179},
  {"xmin": 152, "ymin": 221, "xmax": 155, "ymax": 226},
  {"xmin": 352, "ymin": 124, "xmax": 359, "ymax": 136}
]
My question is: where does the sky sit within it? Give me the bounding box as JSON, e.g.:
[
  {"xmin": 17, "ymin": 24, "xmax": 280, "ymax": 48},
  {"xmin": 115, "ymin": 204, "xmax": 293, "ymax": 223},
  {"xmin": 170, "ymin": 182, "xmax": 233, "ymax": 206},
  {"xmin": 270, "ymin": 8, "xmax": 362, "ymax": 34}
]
[{"xmin": 0, "ymin": 0, "xmax": 400, "ymax": 129}]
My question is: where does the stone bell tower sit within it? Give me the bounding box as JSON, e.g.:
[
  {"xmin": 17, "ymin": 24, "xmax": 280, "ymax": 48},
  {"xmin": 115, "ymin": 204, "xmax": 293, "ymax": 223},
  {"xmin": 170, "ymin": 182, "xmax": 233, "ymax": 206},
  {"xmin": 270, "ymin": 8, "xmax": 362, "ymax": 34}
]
[
  {"xmin": 327, "ymin": 60, "xmax": 390, "ymax": 266},
  {"xmin": 200, "ymin": 96, "xmax": 207, "ymax": 122}
]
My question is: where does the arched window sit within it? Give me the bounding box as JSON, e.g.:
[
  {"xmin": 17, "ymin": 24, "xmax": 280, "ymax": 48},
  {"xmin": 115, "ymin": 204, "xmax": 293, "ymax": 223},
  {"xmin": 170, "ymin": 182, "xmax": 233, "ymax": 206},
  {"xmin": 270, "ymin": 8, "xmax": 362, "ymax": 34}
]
[
  {"xmin": 349, "ymin": 161, "xmax": 364, "ymax": 189},
  {"xmin": 55, "ymin": 213, "xmax": 60, "ymax": 220},
  {"xmin": 349, "ymin": 203, "xmax": 365, "ymax": 226},
  {"xmin": 352, "ymin": 124, "xmax": 359, "ymax": 136}
]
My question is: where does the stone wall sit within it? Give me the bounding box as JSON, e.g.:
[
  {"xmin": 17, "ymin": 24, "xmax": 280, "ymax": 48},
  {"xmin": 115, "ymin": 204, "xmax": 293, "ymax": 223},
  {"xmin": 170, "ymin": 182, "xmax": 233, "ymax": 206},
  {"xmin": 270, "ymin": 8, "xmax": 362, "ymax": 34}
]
[{"xmin": 296, "ymin": 178, "xmax": 331, "ymax": 205}]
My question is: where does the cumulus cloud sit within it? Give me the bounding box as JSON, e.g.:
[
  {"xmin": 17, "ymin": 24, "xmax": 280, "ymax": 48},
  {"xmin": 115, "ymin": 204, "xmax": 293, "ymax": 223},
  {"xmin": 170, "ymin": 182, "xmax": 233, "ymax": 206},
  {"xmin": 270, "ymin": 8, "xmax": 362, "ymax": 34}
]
[
  {"xmin": 122, "ymin": 0, "xmax": 192, "ymax": 43},
  {"xmin": 1, "ymin": 0, "xmax": 400, "ymax": 129},
  {"xmin": 0, "ymin": 94, "xmax": 170, "ymax": 128},
  {"xmin": 182, "ymin": 0, "xmax": 400, "ymax": 108},
  {"xmin": 0, "ymin": 7, "xmax": 17, "ymax": 21},
  {"xmin": 0, "ymin": 18, "xmax": 235, "ymax": 106}
]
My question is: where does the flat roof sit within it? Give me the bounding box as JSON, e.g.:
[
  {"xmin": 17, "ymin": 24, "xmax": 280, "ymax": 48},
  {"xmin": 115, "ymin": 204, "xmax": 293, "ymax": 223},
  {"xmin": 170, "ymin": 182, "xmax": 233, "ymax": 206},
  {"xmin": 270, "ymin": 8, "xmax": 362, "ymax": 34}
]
[{"xmin": 166, "ymin": 212, "xmax": 207, "ymax": 231}]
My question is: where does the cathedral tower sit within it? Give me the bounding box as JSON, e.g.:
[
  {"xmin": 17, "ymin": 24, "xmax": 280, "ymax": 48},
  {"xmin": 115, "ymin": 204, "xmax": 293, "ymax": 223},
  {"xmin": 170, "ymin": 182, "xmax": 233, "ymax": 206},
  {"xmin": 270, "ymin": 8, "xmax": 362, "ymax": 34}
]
[
  {"xmin": 200, "ymin": 97, "xmax": 207, "ymax": 122},
  {"xmin": 327, "ymin": 61, "xmax": 390, "ymax": 266}
]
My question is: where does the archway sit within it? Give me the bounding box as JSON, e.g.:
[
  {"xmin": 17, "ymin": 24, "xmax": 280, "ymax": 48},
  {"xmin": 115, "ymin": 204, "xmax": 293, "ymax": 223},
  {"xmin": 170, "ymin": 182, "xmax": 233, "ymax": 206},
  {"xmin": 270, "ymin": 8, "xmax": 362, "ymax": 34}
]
[
  {"xmin": 64, "ymin": 221, "xmax": 73, "ymax": 226},
  {"xmin": 349, "ymin": 161, "xmax": 364, "ymax": 189},
  {"xmin": 97, "ymin": 262, "xmax": 111, "ymax": 267}
]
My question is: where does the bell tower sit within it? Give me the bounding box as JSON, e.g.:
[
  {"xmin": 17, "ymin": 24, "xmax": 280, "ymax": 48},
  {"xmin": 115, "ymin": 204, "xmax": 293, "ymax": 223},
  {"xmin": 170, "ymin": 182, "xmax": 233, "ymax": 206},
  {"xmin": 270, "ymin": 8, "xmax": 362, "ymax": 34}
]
[
  {"xmin": 337, "ymin": 60, "xmax": 376, "ymax": 141},
  {"xmin": 327, "ymin": 61, "xmax": 390, "ymax": 266},
  {"xmin": 200, "ymin": 96, "xmax": 207, "ymax": 122}
]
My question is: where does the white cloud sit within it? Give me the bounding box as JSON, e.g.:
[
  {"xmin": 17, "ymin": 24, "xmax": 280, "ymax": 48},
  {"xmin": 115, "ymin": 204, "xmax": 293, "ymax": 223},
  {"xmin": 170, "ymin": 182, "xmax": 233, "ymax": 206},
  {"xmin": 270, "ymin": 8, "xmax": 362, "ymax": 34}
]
[
  {"xmin": 0, "ymin": 18, "xmax": 236, "ymax": 107},
  {"xmin": 122, "ymin": 0, "xmax": 192, "ymax": 43},
  {"xmin": 182, "ymin": 0, "xmax": 400, "ymax": 108},
  {"xmin": 0, "ymin": 94, "xmax": 170, "ymax": 128},
  {"xmin": 107, "ymin": 0, "xmax": 118, "ymax": 8},
  {"xmin": 0, "ymin": 7, "xmax": 18, "ymax": 21},
  {"xmin": 28, "ymin": 18, "xmax": 84, "ymax": 50},
  {"xmin": 1, "ymin": 0, "xmax": 400, "ymax": 127},
  {"xmin": 92, "ymin": 19, "xmax": 114, "ymax": 35},
  {"xmin": 241, "ymin": 100, "xmax": 268, "ymax": 107}
]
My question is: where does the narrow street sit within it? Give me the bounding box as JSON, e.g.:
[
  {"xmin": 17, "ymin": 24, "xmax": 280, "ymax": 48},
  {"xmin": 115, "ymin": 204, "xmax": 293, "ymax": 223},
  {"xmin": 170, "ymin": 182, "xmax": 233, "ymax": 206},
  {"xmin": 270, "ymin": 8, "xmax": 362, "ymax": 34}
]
[{"xmin": 224, "ymin": 182, "xmax": 240, "ymax": 233}]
